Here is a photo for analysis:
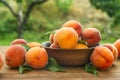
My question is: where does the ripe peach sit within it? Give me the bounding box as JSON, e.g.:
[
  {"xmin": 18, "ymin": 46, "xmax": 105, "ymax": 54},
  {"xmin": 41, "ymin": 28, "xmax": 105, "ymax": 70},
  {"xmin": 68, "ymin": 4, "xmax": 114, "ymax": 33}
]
[
  {"xmin": 25, "ymin": 47, "xmax": 48, "ymax": 69},
  {"xmin": 0, "ymin": 54, "xmax": 3, "ymax": 70},
  {"xmin": 49, "ymin": 42, "xmax": 59, "ymax": 48},
  {"xmin": 27, "ymin": 42, "xmax": 41, "ymax": 48},
  {"xmin": 49, "ymin": 30, "xmax": 59, "ymax": 44},
  {"xmin": 49, "ymin": 33, "xmax": 54, "ymax": 44},
  {"xmin": 53, "ymin": 27, "xmax": 78, "ymax": 49},
  {"xmin": 103, "ymin": 44, "xmax": 118, "ymax": 61},
  {"xmin": 82, "ymin": 28, "xmax": 101, "ymax": 47},
  {"xmin": 62, "ymin": 20, "xmax": 82, "ymax": 37},
  {"xmin": 10, "ymin": 39, "xmax": 27, "ymax": 45},
  {"xmin": 114, "ymin": 39, "xmax": 120, "ymax": 58},
  {"xmin": 74, "ymin": 43, "xmax": 88, "ymax": 49},
  {"xmin": 90, "ymin": 46, "xmax": 114, "ymax": 70},
  {"xmin": 5, "ymin": 45, "xmax": 26, "ymax": 68}
]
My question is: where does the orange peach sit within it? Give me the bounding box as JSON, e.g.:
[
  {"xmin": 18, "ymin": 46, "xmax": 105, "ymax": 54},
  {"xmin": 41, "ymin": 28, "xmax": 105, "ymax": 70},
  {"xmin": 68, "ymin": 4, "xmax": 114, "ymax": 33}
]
[
  {"xmin": 90, "ymin": 46, "xmax": 114, "ymax": 70},
  {"xmin": 114, "ymin": 39, "xmax": 120, "ymax": 58},
  {"xmin": 25, "ymin": 47, "xmax": 48, "ymax": 69},
  {"xmin": 27, "ymin": 42, "xmax": 41, "ymax": 48},
  {"xmin": 5, "ymin": 45, "xmax": 26, "ymax": 68},
  {"xmin": 62, "ymin": 20, "xmax": 82, "ymax": 37},
  {"xmin": 103, "ymin": 44, "xmax": 118, "ymax": 61},
  {"xmin": 82, "ymin": 28, "xmax": 101, "ymax": 47},
  {"xmin": 74, "ymin": 43, "xmax": 88, "ymax": 49},
  {"xmin": 0, "ymin": 54, "xmax": 3, "ymax": 70},
  {"xmin": 50, "ymin": 42, "xmax": 59, "ymax": 48},
  {"xmin": 49, "ymin": 30, "xmax": 59, "ymax": 44},
  {"xmin": 53, "ymin": 27, "xmax": 78, "ymax": 49},
  {"xmin": 10, "ymin": 39, "xmax": 27, "ymax": 45},
  {"xmin": 49, "ymin": 33, "xmax": 54, "ymax": 44}
]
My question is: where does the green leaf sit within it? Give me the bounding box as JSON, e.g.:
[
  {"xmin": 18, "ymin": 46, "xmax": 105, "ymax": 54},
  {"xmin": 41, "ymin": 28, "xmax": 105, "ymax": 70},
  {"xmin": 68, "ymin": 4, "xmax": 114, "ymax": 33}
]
[
  {"xmin": 21, "ymin": 44, "xmax": 30, "ymax": 51},
  {"xmin": 45, "ymin": 57, "xmax": 64, "ymax": 72},
  {"xmin": 85, "ymin": 63, "xmax": 98, "ymax": 76},
  {"xmin": 45, "ymin": 30, "xmax": 55, "ymax": 36},
  {"xmin": 78, "ymin": 40, "xmax": 87, "ymax": 45},
  {"xmin": 19, "ymin": 65, "xmax": 32, "ymax": 74}
]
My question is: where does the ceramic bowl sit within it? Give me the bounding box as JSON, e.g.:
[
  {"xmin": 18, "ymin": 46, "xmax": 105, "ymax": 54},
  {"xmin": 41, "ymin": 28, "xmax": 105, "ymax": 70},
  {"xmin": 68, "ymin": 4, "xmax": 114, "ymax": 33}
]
[{"xmin": 43, "ymin": 42, "xmax": 95, "ymax": 67}]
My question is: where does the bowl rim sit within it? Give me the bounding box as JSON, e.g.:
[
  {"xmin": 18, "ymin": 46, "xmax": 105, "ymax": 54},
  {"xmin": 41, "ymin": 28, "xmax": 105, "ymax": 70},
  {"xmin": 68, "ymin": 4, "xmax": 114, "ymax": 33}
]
[
  {"xmin": 43, "ymin": 41, "xmax": 95, "ymax": 51},
  {"xmin": 44, "ymin": 46, "xmax": 95, "ymax": 51}
]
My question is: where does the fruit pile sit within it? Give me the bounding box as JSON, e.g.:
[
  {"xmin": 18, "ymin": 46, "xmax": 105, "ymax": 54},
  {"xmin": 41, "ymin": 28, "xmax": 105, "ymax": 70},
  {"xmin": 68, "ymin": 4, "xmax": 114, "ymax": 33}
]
[
  {"xmin": 48, "ymin": 20, "xmax": 119, "ymax": 70},
  {"xmin": 49, "ymin": 20, "xmax": 101, "ymax": 49},
  {"xmin": 3, "ymin": 39, "xmax": 48, "ymax": 70},
  {"xmin": 0, "ymin": 20, "xmax": 120, "ymax": 75}
]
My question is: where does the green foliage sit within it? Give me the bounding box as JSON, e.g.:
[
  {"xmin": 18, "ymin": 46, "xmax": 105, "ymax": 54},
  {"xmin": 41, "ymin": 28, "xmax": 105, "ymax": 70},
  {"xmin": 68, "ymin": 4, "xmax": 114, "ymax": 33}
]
[
  {"xmin": 55, "ymin": 0, "xmax": 73, "ymax": 15},
  {"xmin": 90, "ymin": 0, "xmax": 120, "ymax": 26},
  {"xmin": 0, "ymin": 13, "xmax": 16, "ymax": 34},
  {"xmin": 19, "ymin": 65, "xmax": 32, "ymax": 74},
  {"xmin": 0, "ymin": 0, "xmax": 117, "ymax": 45},
  {"xmin": 18, "ymin": 57, "xmax": 64, "ymax": 74},
  {"xmin": 85, "ymin": 63, "xmax": 98, "ymax": 76},
  {"xmin": 16, "ymin": 0, "xmax": 23, "ymax": 3},
  {"xmin": 45, "ymin": 57, "xmax": 64, "ymax": 72}
]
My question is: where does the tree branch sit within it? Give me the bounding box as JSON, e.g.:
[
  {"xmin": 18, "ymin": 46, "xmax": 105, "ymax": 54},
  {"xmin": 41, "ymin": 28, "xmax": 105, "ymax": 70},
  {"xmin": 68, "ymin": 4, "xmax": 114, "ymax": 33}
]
[
  {"xmin": 22, "ymin": 0, "xmax": 48, "ymax": 25},
  {"xmin": 0, "ymin": 0, "xmax": 18, "ymax": 17}
]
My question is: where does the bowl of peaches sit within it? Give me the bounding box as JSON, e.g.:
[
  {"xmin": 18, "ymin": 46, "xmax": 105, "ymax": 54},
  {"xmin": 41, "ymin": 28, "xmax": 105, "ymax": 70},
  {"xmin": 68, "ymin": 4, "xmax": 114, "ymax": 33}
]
[{"xmin": 43, "ymin": 20, "xmax": 101, "ymax": 67}]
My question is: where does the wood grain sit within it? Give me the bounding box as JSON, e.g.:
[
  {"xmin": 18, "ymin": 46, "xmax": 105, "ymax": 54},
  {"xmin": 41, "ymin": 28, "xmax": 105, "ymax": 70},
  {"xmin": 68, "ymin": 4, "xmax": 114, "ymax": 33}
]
[{"xmin": 0, "ymin": 46, "xmax": 120, "ymax": 80}]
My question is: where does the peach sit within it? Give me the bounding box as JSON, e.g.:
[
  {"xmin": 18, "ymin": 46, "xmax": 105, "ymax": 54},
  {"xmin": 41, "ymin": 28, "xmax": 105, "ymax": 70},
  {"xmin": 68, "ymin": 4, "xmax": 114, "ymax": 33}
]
[
  {"xmin": 27, "ymin": 42, "xmax": 41, "ymax": 48},
  {"xmin": 0, "ymin": 54, "xmax": 3, "ymax": 70},
  {"xmin": 103, "ymin": 44, "xmax": 118, "ymax": 61},
  {"xmin": 114, "ymin": 39, "xmax": 120, "ymax": 58},
  {"xmin": 49, "ymin": 33, "xmax": 54, "ymax": 44},
  {"xmin": 90, "ymin": 46, "xmax": 114, "ymax": 70},
  {"xmin": 74, "ymin": 43, "xmax": 88, "ymax": 49},
  {"xmin": 49, "ymin": 42, "xmax": 59, "ymax": 48},
  {"xmin": 53, "ymin": 27, "xmax": 78, "ymax": 49},
  {"xmin": 5, "ymin": 45, "xmax": 26, "ymax": 68},
  {"xmin": 62, "ymin": 20, "xmax": 82, "ymax": 37},
  {"xmin": 10, "ymin": 39, "xmax": 27, "ymax": 45},
  {"xmin": 25, "ymin": 47, "xmax": 48, "ymax": 69},
  {"xmin": 49, "ymin": 30, "xmax": 59, "ymax": 44},
  {"xmin": 82, "ymin": 28, "xmax": 101, "ymax": 47}
]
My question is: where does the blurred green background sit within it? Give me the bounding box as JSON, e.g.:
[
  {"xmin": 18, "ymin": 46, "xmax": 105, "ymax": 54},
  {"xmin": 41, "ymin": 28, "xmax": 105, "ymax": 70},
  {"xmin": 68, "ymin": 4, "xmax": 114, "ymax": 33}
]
[{"xmin": 0, "ymin": 0, "xmax": 120, "ymax": 45}]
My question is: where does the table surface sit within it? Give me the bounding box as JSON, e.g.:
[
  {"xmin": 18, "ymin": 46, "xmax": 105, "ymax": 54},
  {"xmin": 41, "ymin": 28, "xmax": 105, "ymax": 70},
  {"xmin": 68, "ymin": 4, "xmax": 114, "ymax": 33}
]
[{"xmin": 0, "ymin": 46, "xmax": 120, "ymax": 80}]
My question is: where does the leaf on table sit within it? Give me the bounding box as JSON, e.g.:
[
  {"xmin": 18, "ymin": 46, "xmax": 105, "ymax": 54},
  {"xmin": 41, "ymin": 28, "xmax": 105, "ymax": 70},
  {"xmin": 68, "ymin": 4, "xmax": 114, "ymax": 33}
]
[
  {"xmin": 85, "ymin": 63, "xmax": 98, "ymax": 76},
  {"xmin": 45, "ymin": 57, "xmax": 64, "ymax": 72},
  {"xmin": 19, "ymin": 65, "xmax": 32, "ymax": 74}
]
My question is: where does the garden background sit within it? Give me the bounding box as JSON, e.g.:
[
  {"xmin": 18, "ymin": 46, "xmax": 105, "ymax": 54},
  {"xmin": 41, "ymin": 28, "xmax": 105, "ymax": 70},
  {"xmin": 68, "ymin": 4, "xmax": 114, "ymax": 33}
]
[{"xmin": 0, "ymin": 0, "xmax": 120, "ymax": 45}]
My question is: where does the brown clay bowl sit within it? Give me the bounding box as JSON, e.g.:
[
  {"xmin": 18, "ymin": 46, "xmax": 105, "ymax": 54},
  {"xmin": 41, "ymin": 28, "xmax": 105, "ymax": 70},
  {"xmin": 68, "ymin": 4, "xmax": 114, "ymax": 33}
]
[{"xmin": 43, "ymin": 42, "xmax": 95, "ymax": 67}]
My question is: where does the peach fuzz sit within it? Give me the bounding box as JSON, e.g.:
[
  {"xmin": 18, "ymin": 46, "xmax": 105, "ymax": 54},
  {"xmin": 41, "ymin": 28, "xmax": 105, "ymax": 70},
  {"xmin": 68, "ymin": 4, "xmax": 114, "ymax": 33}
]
[
  {"xmin": 90, "ymin": 46, "xmax": 114, "ymax": 70},
  {"xmin": 62, "ymin": 20, "xmax": 82, "ymax": 37},
  {"xmin": 10, "ymin": 39, "xmax": 27, "ymax": 45},
  {"xmin": 103, "ymin": 44, "xmax": 118, "ymax": 61},
  {"xmin": 53, "ymin": 27, "xmax": 78, "ymax": 49},
  {"xmin": 114, "ymin": 39, "xmax": 120, "ymax": 58},
  {"xmin": 5, "ymin": 45, "xmax": 26, "ymax": 68},
  {"xmin": 0, "ymin": 54, "xmax": 3, "ymax": 70},
  {"xmin": 82, "ymin": 28, "xmax": 101, "ymax": 47},
  {"xmin": 25, "ymin": 47, "xmax": 48, "ymax": 69}
]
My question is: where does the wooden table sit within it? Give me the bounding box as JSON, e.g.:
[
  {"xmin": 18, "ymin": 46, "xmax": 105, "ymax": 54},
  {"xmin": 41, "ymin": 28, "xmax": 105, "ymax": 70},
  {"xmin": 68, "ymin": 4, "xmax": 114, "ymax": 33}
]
[{"xmin": 0, "ymin": 46, "xmax": 120, "ymax": 80}]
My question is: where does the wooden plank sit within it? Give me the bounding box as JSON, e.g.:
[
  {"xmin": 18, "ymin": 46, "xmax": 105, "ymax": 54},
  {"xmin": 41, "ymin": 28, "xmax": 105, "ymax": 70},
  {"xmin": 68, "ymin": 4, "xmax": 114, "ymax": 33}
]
[{"xmin": 1, "ymin": 46, "xmax": 120, "ymax": 79}]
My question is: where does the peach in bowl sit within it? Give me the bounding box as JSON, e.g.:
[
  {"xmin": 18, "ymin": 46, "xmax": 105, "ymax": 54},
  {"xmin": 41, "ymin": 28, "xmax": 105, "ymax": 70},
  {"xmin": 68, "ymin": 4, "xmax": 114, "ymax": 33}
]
[{"xmin": 42, "ymin": 42, "xmax": 95, "ymax": 67}]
